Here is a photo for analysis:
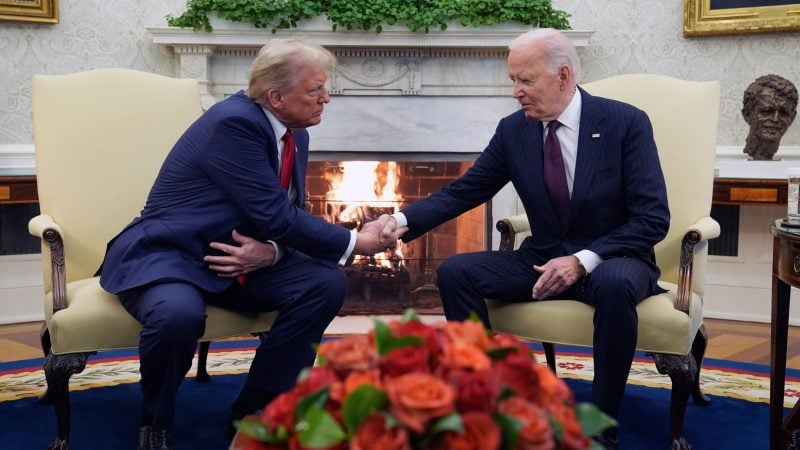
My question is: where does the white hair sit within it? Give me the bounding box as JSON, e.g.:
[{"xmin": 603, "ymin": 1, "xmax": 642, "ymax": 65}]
[{"xmin": 509, "ymin": 28, "xmax": 581, "ymax": 83}]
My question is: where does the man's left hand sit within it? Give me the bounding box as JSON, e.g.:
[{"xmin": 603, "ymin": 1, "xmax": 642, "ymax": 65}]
[
  {"xmin": 531, "ymin": 255, "xmax": 585, "ymax": 299},
  {"xmin": 204, "ymin": 229, "xmax": 276, "ymax": 278}
]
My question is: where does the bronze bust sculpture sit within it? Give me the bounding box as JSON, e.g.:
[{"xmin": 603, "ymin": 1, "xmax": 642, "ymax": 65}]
[{"xmin": 742, "ymin": 74, "xmax": 798, "ymax": 161}]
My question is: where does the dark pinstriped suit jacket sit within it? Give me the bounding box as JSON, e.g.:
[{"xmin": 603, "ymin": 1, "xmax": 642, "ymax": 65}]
[
  {"xmin": 99, "ymin": 91, "xmax": 352, "ymax": 295},
  {"xmin": 401, "ymin": 87, "xmax": 670, "ymax": 288}
]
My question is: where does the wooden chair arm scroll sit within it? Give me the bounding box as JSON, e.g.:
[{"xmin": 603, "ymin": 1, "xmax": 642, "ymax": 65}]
[
  {"xmin": 497, "ymin": 214, "xmax": 530, "ymax": 251},
  {"xmin": 675, "ymin": 216, "xmax": 720, "ymax": 314},
  {"xmin": 29, "ymin": 214, "xmax": 68, "ymax": 313}
]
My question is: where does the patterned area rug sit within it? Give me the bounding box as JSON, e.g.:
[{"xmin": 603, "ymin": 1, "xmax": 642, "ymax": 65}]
[{"xmin": 1, "ymin": 340, "xmax": 796, "ymax": 449}]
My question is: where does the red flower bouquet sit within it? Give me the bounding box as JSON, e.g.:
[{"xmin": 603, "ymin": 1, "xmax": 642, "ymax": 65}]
[{"xmin": 231, "ymin": 311, "xmax": 614, "ymax": 450}]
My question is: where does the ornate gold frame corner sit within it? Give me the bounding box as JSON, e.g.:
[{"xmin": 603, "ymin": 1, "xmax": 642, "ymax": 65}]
[
  {"xmin": 0, "ymin": 0, "xmax": 58, "ymax": 24},
  {"xmin": 684, "ymin": 0, "xmax": 800, "ymax": 36}
]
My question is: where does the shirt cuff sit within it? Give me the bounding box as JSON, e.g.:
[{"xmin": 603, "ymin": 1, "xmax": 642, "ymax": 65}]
[
  {"xmin": 574, "ymin": 250, "xmax": 602, "ymax": 274},
  {"xmin": 393, "ymin": 212, "xmax": 408, "ymax": 229},
  {"xmin": 338, "ymin": 229, "xmax": 358, "ymax": 266},
  {"xmin": 266, "ymin": 240, "xmax": 282, "ymax": 265}
]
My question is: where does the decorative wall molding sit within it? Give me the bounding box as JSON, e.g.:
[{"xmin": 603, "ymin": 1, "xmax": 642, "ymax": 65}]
[{"xmin": 0, "ymin": 144, "xmax": 36, "ymax": 176}]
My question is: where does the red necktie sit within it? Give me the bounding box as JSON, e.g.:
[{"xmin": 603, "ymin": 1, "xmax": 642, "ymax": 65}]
[
  {"xmin": 237, "ymin": 130, "xmax": 295, "ymax": 286},
  {"xmin": 279, "ymin": 130, "xmax": 295, "ymax": 190},
  {"xmin": 543, "ymin": 121, "xmax": 570, "ymax": 227}
]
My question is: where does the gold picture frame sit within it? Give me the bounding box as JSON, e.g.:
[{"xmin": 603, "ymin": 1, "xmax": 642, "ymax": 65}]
[
  {"xmin": 684, "ymin": 0, "xmax": 800, "ymax": 36},
  {"xmin": 0, "ymin": 0, "xmax": 58, "ymax": 24}
]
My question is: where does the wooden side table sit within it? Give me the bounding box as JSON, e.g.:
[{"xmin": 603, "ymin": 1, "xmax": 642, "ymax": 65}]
[
  {"xmin": 0, "ymin": 175, "xmax": 38, "ymax": 204},
  {"xmin": 770, "ymin": 221, "xmax": 800, "ymax": 449}
]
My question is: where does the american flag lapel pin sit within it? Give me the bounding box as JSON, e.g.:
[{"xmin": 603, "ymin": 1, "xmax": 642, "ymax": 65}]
[{"xmin": 592, "ymin": 133, "xmax": 601, "ymax": 139}]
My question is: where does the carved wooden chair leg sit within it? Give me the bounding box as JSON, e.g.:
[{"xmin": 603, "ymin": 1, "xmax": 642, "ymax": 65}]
[
  {"xmin": 39, "ymin": 325, "xmax": 54, "ymax": 404},
  {"xmin": 690, "ymin": 326, "xmax": 711, "ymax": 405},
  {"xmin": 651, "ymin": 352, "xmax": 696, "ymax": 450},
  {"xmin": 43, "ymin": 352, "xmax": 92, "ymax": 450},
  {"xmin": 542, "ymin": 342, "xmax": 557, "ymax": 372},
  {"xmin": 196, "ymin": 341, "xmax": 212, "ymax": 383}
]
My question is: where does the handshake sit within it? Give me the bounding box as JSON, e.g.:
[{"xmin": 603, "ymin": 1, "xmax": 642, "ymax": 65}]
[{"xmin": 353, "ymin": 214, "xmax": 408, "ymax": 256}]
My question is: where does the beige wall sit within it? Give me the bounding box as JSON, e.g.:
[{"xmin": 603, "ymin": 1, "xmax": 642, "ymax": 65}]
[{"xmin": 1, "ymin": 0, "xmax": 799, "ymax": 147}]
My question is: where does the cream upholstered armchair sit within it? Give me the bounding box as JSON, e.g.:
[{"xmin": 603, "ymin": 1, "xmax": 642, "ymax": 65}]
[
  {"xmin": 30, "ymin": 69, "xmax": 277, "ymax": 450},
  {"xmin": 486, "ymin": 74, "xmax": 720, "ymax": 450}
]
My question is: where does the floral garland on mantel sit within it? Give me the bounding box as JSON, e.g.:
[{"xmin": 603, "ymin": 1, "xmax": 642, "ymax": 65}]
[{"xmin": 167, "ymin": 0, "xmax": 571, "ymax": 33}]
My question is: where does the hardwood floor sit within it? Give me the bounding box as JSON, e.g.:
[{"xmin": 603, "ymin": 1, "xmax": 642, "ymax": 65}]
[{"xmin": 2, "ymin": 317, "xmax": 800, "ymax": 368}]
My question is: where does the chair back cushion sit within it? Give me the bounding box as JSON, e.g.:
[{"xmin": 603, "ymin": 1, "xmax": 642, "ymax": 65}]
[
  {"xmin": 32, "ymin": 69, "xmax": 203, "ymax": 292},
  {"xmin": 582, "ymin": 75, "xmax": 720, "ymax": 297}
]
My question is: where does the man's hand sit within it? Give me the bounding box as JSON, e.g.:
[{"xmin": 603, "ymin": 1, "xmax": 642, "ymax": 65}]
[
  {"xmin": 204, "ymin": 230, "xmax": 276, "ymax": 278},
  {"xmin": 531, "ymin": 255, "xmax": 585, "ymax": 299},
  {"xmin": 354, "ymin": 214, "xmax": 408, "ymax": 255}
]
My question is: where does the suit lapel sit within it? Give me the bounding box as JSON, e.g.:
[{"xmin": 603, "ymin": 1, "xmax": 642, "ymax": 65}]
[{"xmin": 570, "ymin": 88, "xmax": 607, "ymax": 223}]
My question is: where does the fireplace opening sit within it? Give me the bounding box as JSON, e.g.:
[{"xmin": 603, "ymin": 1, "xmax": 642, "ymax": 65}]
[{"xmin": 306, "ymin": 159, "xmax": 486, "ymax": 315}]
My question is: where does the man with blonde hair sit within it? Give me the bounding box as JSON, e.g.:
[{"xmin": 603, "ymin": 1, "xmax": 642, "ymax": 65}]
[{"xmin": 98, "ymin": 39, "xmax": 394, "ymax": 449}]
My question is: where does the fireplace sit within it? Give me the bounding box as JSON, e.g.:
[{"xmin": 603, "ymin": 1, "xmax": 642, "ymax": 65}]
[{"xmin": 306, "ymin": 157, "xmax": 485, "ymax": 315}]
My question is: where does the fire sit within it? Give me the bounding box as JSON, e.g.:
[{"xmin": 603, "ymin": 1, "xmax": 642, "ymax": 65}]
[{"xmin": 324, "ymin": 161, "xmax": 405, "ymax": 268}]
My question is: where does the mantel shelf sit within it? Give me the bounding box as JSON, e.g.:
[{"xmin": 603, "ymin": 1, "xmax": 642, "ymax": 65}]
[{"xmin": 148, "ymin": 23, "xmax": 594, "ymax": 49}]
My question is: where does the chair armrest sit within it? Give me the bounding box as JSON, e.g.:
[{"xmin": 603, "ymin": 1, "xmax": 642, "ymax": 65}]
[
  {"xmin": 29, "ymin": 214, "xmax": 64, "ymax": 238},
  {"xmin": 496, "ymin": 214, "xmax": 530, "ymax": 251},
  {"xmin": 675, "ymin": 216, "xmax": 720, "ymax": 314},
  {"xmin": 28, "ymin": 214, "xmax": 68, "ymax": 312}
]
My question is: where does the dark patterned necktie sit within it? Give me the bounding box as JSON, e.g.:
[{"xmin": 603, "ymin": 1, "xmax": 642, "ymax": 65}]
[{"xmin": 543, "ymin": 121, "xmax": 570, "ymax": 227}]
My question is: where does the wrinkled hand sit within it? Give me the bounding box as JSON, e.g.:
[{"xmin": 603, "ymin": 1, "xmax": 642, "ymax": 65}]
[
  {"xmin": 204, "ymin": 230, "xmax": 276, "ymax": 278},
  {"xmin": 354, "ymin": 214, "xmax": 407, "ymax": 255},
  {"xmin": 378, "ymin": 214, "xmax": 408, "ymax": 250},
  {"xmin": 531, "ymin": 255, "xmax": 585, "ymax": 299}
]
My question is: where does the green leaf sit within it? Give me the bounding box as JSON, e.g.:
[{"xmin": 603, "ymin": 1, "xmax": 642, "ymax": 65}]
[
  {"xmin": 430, "ymin": 412, "xmax": 463, "ymax": 435},
  {"xmin": 401, "ymin": 308, "xmax": 419, "ymax": 322},
  {"xmin": 295, "ymin": 387, "xmax": 330, "ymax": 424},
  {"xmin": 343, "ymin": 385, "xmax": 389, "ymax": 434},
  {"xmin": 296, "ymin": 406, "xmax": 347, "ymax": 448},
  {"xmin": 575, "ymin": 402, "xmax": 617, "ymax": 439},
  {"xmin": 235, "ymin": 418, "xmax": 281, "ymax": 444},
  {"xmin": 373, "ymin": 319, "xmax": 425, "ymax": 355},
  {"xmin": 486, "ymin": 346, "xmax": 517, "ymax": 361},
  {"xmin": 496, "ymin": 413, "xmax": 523, "ymax": 450}
]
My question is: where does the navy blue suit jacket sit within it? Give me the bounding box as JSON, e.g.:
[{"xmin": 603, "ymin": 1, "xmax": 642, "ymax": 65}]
[
  {"xmin": 402, "ymin": 87, "xmax": 670, "ymax": 286},
  {"xmin": 99, "ymin": 91, "xmax": 351, "ymax": 295}
]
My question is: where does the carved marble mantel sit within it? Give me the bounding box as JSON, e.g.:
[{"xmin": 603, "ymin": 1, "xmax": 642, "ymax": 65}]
[{"xmin": 148, "ymin": 22, "xmax": 593, "ymax": 155}]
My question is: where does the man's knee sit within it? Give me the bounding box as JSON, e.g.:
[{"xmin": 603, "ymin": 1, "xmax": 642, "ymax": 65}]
[
  {"xmin": 149, "ymin": 300, "xmax": 206, "ymax": 342},
  {"xmin": 436, "ymin": 254, "xmax": 472, "ymax": 283},
  {"xmin": 309, "ymin": 265, "xmax": 347, "ymax": 310}
]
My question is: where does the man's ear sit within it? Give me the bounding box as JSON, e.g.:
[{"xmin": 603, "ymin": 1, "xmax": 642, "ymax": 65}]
[{"xmin": 266, "ymin": 89, "xmax": 283, "ymax": 109}]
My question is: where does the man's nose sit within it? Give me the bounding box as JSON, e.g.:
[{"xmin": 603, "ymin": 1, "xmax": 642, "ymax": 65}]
[{"xmin": 320, "ymin": 88, "xmax": 331, "ymax": 103}]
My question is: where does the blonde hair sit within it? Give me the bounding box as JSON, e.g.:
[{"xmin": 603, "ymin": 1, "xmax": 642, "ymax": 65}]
[
  {"xmin": 509, "ymin": 28, "xmax": 580, "ymax": 83},
  {"xmin": 247, "ymin": 39, "xmax": 336, "ymax": 103}
]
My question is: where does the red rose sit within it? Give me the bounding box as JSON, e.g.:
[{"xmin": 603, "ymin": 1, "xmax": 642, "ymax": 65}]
[
  {"xmin": 447, "ymin": 369, "xmax": 502, "ymax": 413},
  {"xmin": 489, "ymin": 333, "xmax": 534, "ymax": 357},
  {"xmin": 386, "ymin": 372, "xmax": 457, "ymax": 434},
  {"xmin": 386, "ymin": 319, "xmax": 448, "ymax": 359},
  {"xmin": 261, "ymin": 390, "xmax": 299, "ymax": 431},
  {"xmin": 295, "ymin": 366, "xmax": 340, "ymax": 397},
  {"xmin": 351, "ymin": 414, "xmax": 412, "ymax": 450},
  {"xmin": 494, "ymin": 351, "xmax": 541, "ymax": 402},
  {"xmin": 318, "ymin": 334, "xmax": 378, "ymax": 376},
  {"xmin": 380, "ymin": 345, "xmax": 431, "ymax": 377},
  {"xmin": 432, "ymin": 411, "xmax": 501, "ymax": 450},
  {"xmin": 497, "ymin": 397, "xmax": 555, "ymax": 450}
]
